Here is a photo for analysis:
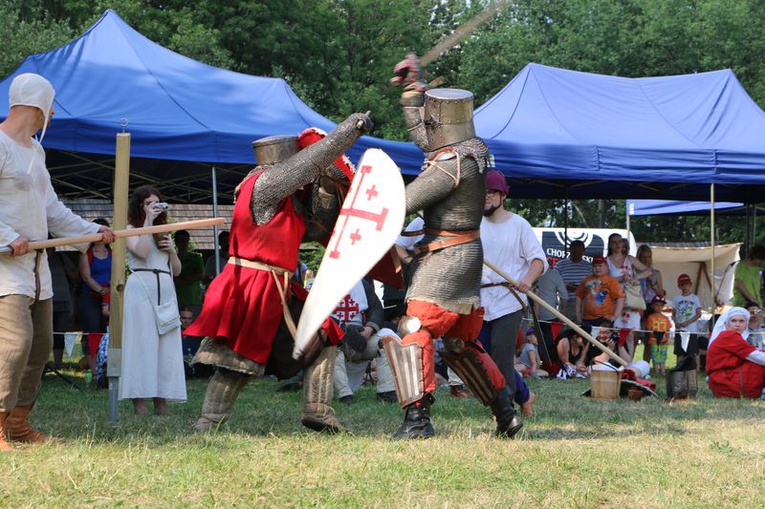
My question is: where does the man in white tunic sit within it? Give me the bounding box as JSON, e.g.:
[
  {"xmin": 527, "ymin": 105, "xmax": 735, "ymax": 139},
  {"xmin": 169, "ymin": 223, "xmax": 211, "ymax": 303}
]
[
  {"xmin": 0, "ymin": 74, "xmax": 114, "ymax": 450},
  {"xmin": 479, "ymin": 170, "xmax": 547, "ymax": 405}
]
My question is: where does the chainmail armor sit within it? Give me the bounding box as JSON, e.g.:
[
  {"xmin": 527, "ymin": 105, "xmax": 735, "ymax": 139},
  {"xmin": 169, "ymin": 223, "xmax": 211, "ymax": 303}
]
[
  {"xmin": 401, "ymin": 91, "xmax": 428, "ymax": 152},
  {"xmin": 404, "ymin": 137, "xmax": 490, "ymax": 313},
  {"xmin": 249, "ymin": 113, "xmax": 370, "ymax": 225}
]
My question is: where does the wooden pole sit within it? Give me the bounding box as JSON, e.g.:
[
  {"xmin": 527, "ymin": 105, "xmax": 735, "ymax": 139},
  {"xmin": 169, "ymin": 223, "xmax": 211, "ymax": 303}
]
[
  {"xmin": 107, "ymin": 131, "xmax": 130, "ymax": 423},
  {"xmin": 0, "ymin": 218, "xmax": 225, "ymax": 254},
  {"xmin": 483, "ymin": 258, "xmax": 628, "ymax": 367}
]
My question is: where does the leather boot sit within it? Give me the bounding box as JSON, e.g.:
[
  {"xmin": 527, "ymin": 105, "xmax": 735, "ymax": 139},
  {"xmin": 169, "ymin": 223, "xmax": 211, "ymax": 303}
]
[
  {"xmin": 5, "ymin": 405, "xmax": 60, "ymax": 443},
  {"xmin": 491, "ymin": 388, "xmax": 523, "ymax": 439},
  {"xmin": 393, "ymin": 394, "xmax": 435, "ymax": 439},
  {"xmin": 301, "ymin": 346, "xmax": 343, "ymax": 433},
  {"xmin": 193, "ymin": 368, "xmax": 251, "ymax": 432},
  {"xmin": 0, "ymin": 413, "xmax": 12, "ymax": 452}
]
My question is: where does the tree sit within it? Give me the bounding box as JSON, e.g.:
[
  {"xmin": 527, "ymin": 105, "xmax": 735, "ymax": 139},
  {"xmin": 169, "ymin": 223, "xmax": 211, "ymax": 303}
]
[{"xmin": 0, "ymin": 0, "xmax": 75, "ymax": 79}]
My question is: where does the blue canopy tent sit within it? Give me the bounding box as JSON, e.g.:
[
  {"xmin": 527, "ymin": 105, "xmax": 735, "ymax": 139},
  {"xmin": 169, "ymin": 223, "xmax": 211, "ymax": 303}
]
[
  {"xmin": 4, "ymin": 12, "xmax": 765, "ymax": 205},
  {"xmin": 0, "ymin": 9, "xmax": 420, "ymax": 203},
  {"xmin": 475, "ymin": 64, "xmax": 765, "ymax": 202}
]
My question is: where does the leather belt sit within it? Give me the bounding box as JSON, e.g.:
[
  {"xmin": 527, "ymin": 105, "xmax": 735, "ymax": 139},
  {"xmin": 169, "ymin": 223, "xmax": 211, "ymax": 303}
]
[
  {"xmin": 132, "ymin": 268, "xmax": 172, "ymax": 305},
  {"xmin": 412, "ymin": 229, "xmax": 479, "ymax": 256},
  {"xmin": 227, "ymin": 256, "xmax": 292, "ymax": 277},
  {"xmin": 480, "ymin": 281, "xmax": 527, "ymax": 312},
  {"xmin": 227, "ymin": 256, "xmax": 297, "ymax": 340}
]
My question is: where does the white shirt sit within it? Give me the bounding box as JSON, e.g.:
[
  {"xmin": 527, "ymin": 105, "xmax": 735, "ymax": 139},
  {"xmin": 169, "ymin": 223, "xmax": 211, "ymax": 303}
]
[
  {"xmin": 480, "ymin": 212, "xmax": 547, "ymax": 321},
  {"xmin": 672, "ymin": 294, "xmax": 702, "ymax": 333},
  {"xmin": 0, "ymin": 132, "xmax": 99, "ymax": 299}
]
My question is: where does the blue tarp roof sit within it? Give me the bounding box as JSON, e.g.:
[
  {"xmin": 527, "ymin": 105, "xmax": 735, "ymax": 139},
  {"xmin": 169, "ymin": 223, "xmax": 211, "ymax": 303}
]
[
  {"xmin": 0, "ymin": 9, "xmax": 420, "ymax": 202},
  {"xmin": 476, "ymin": 64, "xmax": 765, "ymax": 201}
]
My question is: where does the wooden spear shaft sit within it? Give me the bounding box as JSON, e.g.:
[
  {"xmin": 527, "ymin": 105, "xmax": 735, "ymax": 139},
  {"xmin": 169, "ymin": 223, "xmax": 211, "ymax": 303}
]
[
  {"xmin": 483, "ymin": 258, "xmax": 628, "ymax": 367},
  {"xmin": 0, "ymin": 217, "xmax": 225, "ymax": 254}
]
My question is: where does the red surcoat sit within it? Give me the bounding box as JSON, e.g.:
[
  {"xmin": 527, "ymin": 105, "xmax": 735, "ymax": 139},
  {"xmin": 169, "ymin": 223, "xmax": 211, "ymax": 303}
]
[
  {"xmin": 707, "ymin": 330, "xmax": 765, "ymax": 399},
  {"xmin": 185, "ymin": 171, "xmax": 305, "ymax": 363}
]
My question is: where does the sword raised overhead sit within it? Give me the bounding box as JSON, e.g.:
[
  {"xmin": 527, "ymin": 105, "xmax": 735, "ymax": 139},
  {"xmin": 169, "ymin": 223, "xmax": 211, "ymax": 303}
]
[{"xmin": 419, "ymin": 0, "xmax": 510, "ymax": 66}]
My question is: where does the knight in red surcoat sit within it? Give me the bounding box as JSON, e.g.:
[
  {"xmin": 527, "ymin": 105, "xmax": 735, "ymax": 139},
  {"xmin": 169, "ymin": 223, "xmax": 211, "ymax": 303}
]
[{"xmin": 187, "ymin": 113, "xmax": 373, "ymax": 432}]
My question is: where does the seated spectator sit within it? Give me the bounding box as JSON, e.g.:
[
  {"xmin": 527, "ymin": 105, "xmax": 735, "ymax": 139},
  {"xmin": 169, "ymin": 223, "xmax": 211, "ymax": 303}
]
[
  {"xmin": 575, "ymin": 255, "xmax": 624, "ymax": 327},
  {"xmin": 180, "ymin": 306, "xmax": 212, "ymax": 379},
  {"xmin": 514, "ymin": 327, "xmax": 548, "ymax": 378},
  {"xmin": 555, "ymin": 326, "xmax": 590, "ymax": 379},
  {"xmin": 745, "ymin": 301, "xmax": 764, "ymax": 349},
  {"xmin": 707, "ymin": 307, "xmax": 765, "ymax": 399},
  {"xmin": 645, "ymin": 295, "xmax": 672, "ymax": 375},
  {"xmin": 586, "ymin": 322, "xmax": 632, "ymax": 368},
  {"xmin": 332, "ymin": 279, "xmax": 396, "ymax": 404}
]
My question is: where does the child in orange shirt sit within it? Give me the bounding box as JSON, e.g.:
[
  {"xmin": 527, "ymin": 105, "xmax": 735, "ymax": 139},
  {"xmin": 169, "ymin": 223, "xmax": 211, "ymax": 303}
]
[{"xmin": 645, "ymin": 295, "xmax": 672, "ymax": 374}]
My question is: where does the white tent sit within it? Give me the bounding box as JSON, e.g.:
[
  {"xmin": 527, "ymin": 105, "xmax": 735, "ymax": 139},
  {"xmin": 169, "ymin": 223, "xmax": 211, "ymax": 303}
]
[{"xmin": 651, "ymin": 243, "xmax": 741, "ymax": 312}]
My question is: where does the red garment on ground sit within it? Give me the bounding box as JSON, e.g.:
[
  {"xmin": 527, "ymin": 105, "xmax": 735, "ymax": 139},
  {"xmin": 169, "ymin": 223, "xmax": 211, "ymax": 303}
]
[
  {"xmin": 403, "ymin": 300, "xmax": 506, "ymax": 394},
  {"xmin": 707, "ymin": 330, "xmax": 765, "ymax": 398},
  {"xmin": 185, "ymin": 171, "xmax": 305, "ymax": 364}
]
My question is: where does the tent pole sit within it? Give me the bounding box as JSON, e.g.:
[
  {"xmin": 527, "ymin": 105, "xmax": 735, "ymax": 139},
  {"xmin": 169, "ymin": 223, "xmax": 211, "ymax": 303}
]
[
  {"xmin": 626, "ymin": 201, "xmax": 631, "ymax": 249},
  {"xmin": 564, "ymin": 187, "xmax": 570, "ymax": 256},
  {"xmin": 211, "ymin": 166, "xmax": 220, "ymax": 276},
  {"xmin": 710, "ymin": 184, "xmax": 716, "ymax": 312}
]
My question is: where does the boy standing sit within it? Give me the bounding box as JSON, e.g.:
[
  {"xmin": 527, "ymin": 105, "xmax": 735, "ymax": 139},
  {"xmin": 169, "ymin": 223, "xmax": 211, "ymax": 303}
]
[
  {"xmin": 671, "ymin": 274, "xmax": 702, "ymax": 369},
  {"xmin": 645, "ymin": 295, "xmax": 672, "ymax": 374}
]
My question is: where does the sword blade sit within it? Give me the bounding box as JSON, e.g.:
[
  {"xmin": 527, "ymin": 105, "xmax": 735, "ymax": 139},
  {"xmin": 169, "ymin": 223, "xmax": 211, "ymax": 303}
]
[{"xmin": 420, "ymin": 0, "xmax": 510, "ymax": 66}]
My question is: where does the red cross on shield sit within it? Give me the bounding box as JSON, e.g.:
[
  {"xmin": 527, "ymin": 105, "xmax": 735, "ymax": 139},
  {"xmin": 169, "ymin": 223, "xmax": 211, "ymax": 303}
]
[{"xmin": 294, "ymin": 149, "xmax": 406, "ymax": 359}]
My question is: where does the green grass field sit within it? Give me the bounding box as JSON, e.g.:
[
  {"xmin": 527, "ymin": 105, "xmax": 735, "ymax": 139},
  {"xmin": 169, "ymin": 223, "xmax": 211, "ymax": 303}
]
[{"xmin": 1, "ymin": 353, "xmax": 763, "ymax": 508}]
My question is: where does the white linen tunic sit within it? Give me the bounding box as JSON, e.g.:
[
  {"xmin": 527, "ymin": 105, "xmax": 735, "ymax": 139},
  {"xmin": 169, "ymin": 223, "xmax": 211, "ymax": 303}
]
[{"xmin": 0, "ymin": 132, "xmax": 100, "ymax": 299}]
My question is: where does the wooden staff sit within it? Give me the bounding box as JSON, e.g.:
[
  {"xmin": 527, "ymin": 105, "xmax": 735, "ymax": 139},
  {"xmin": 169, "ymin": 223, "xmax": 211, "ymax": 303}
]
[
  {"xmin": 483, "ymin": 258, "xmax": 628, "ymax": 367},
  {"xmin": 0, "ymin": 217, "xmax": 225, "ymax": 254}
]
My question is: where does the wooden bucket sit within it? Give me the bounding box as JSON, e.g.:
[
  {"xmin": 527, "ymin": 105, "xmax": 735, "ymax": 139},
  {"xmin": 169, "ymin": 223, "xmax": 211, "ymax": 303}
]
[{"xmin": 590, "ymin": 368, "xmax": 621, "ymax": 400}]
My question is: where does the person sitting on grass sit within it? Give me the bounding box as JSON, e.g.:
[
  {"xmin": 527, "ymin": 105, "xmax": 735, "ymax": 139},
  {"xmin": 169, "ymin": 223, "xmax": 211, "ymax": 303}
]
[
  {"xmin": 555, "ymin": 325, "xmax": 590, "ymax": 379},
  {"xmin": 707, "ymin": 307, "xmax": 765, "ymax": 399},
  {"xmin": 514, "ymin": 327, "xmax": 548, "ymax": 379}
]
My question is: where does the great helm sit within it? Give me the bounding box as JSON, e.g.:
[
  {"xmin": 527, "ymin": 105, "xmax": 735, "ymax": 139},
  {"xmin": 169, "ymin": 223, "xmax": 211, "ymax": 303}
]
[
  {"xmin": 251, "ymin": 135, "xmax": 299, "ymax": 165},
  {"xmin": 423, "ymin": 88, "xmax": 476, "ymax": 151}
]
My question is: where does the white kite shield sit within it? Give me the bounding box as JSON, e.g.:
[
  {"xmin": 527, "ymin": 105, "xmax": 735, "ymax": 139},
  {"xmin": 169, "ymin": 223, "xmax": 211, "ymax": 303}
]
[{"xmin": 293, "ymin": 149, "xmax": 406, "ymax": 359}]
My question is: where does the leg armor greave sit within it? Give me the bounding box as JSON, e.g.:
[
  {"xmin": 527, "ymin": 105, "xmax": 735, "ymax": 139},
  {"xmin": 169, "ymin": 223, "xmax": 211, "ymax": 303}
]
[
  {"xmin": 301, "ymin": 345, "xmax": 342, "ymax": 433},
  {"xmin": 440, "ymin": 336, "xmax": 500, "ymax": 406},
  {"xmin": 194, "ymin": 368, "xmax": 252, "ymax": 432},
  {"xmin": 382, "ymin": 333, "xmax": 426, "ymax": 408}
]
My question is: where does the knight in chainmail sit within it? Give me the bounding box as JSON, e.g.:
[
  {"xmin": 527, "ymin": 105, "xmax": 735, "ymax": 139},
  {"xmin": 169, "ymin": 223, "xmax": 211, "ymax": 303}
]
[
  {"xmin": 185, "ymin": 113, "xmax": 373, "ymax": 433},
  {"xmin": 382, "ymin": 54, "xmax": 522, "ymax": 439}
]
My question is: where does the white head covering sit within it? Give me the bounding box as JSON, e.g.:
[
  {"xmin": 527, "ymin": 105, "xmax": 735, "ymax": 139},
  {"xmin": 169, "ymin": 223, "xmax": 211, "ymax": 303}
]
[
  {"xmin": 9, "ymin": 73, "xmax": 55, "ymax": 143},
  {"xmin": 709, "ymin": 307, "xmax": 750, "ymax": 346}
]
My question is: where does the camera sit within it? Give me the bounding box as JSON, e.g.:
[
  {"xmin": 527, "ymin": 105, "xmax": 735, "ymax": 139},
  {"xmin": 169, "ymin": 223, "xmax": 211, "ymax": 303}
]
[{"xmin": 152, "ymin": 202, "xmax": 170, "ymax": 211}]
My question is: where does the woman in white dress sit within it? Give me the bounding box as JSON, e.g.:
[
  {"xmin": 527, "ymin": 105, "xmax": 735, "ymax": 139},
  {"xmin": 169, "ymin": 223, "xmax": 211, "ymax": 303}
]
[
  {"xmin": 606, "ymin": 233, "xmax": 652, "ymax": 360},
  {"xmin": 119, "ymin": 186, "xmax": 186, "ymax": 414}
]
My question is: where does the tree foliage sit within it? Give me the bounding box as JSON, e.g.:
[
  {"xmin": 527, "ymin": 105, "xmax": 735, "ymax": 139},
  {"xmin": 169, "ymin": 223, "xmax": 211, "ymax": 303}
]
[{"xmin": 3, "ymin": 0, "xmax": 765, "ymax": 244}]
